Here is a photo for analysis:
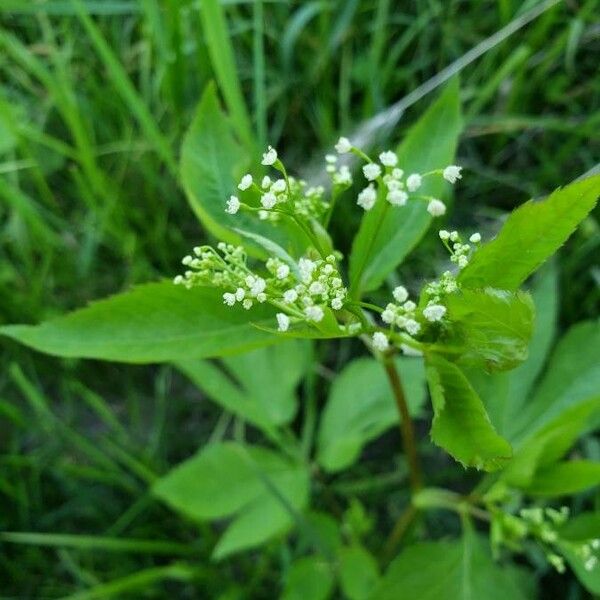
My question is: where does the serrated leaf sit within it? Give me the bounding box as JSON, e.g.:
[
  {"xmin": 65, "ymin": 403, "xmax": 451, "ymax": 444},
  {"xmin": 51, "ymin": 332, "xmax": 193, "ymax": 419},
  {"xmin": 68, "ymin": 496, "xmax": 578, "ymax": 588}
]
[
  {"xmin": 153, "ymin": 442, "xmax": 309, "ymax": 559},
  {"xmin": 444, "ymin": 287, "xmax": 534, "ymax": 373},
  {"xmin": 426, "ymin": 354, "xmax": 512, "ymax": 471},
  {"xmin": 0, "ymin": 283, "xmax": 278, "ymax": 363},
  {"xmin": 317, "ymin": 356, "xmax": 426, "ymax": 472},
  {"xmin": 349, "ymin": 79, "xmax": 462, "ymax": 296},
  {"xmin": 372, "ymin": 529, "xmax": 531, "ymax": 600},
  {"xmin": 458, "ymin": 175, "xmax": 600, "ymax": 290}
]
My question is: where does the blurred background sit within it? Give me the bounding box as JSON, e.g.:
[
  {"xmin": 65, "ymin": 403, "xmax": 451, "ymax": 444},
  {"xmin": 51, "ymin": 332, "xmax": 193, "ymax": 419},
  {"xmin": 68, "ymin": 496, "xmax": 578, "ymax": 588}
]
[{"xmin": 0, "ymin": 0, "xmax": 598, "ymax": 597}]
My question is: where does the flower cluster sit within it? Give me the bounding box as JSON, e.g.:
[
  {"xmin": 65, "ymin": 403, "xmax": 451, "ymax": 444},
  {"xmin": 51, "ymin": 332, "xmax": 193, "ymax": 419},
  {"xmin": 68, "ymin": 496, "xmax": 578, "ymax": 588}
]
[
  {"xmin": 438, "ymin": 229, "xmax": 481, "ymax": 269},
  {"xmin": 333, "ymin": 136, "xmax": 462, "ymax": 216},
  {"xmin": 173, "ymin": 243, "xmax": 348, "ymax": 333}
]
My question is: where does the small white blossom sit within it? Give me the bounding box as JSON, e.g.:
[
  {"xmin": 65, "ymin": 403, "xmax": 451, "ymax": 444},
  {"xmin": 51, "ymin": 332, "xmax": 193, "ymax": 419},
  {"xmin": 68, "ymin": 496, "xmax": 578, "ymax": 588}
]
[
  {"xmin": 276, "ymin": 313, "xmax": 290, "ymax": 332},
  {"xmin": 225, "ymin": 195, "xmax": 240, "ymax": 214},
  {"xmin": 385, "ymin": 178, "xmax": 402, "ymax": 191},
  {"xmin": 458, "ymin": 255, "xmax": 469, "ymax": 268},
  {"xmin": 283, "ymin": 289, "xmax": 298, "ymax": 304},
  {"xmin": 443, "ymin": 165, "xmax": 462, "ymax": 184},
  {"xmin": 592, "ymin": 539, "xmax": 600, "ymax": 549},
  {"xmin": 173, "ymin": 275, "xmax": 184, "ymax": 285},
  {"xmin": 305, "ymin": 305, "xmax": 324, "ymax": 322},
  {"xmin": 325, "ymin": 154, "xmax": 337, "ymax": 164},
  {"xmin": 238, "ymin": 174, "xmax": 253, "ymax": 190},
  {"xmin": 584, "ymin": 556, "xmax": 598, "ymax": 572},
  {"xmin": 450, "ymin": 231, "xmax": 459, "ymax": 242},
  {"xmin": 372, "ymin": 332, "xmax": 389, "ymax": 352},
  {"xmin": 403, "ymin": 300, "xmax": 416, "ymax": 312},
  {"xmin": 261, "ymin": 145, "xmax": 278, "ymax": 166},
  {"xmin": 379, "ymin": 150, "xmax": 398, "ymax": 167},
  {"xmin": 235, "ymin": 287, "xmax": 245, "ymax": 301},
  {"xmin": 357, "ymin": 185, "xmax": 377, "ymax": 211},
  {"xmin": 392, "ymin": 168, "xmax": 404, "ymax": 180},
  {"xmin": 406, "ymin": 173, "xmax": 422, "ymax": 192},
  {"xmin": 331, "ymin": 297, "xmax": 343, "ymax": 310},
  {"xmin": 261, "ymin": 175, "xmax": 272, "ymax": 188},
  {"xmin": 469, "ymin": 232, "xmax": 481, "ymax": 243},
  {"xmin": 223, "ymin": 292, "xmax": 236, "ymax": 306},
  {"xmin": 427, "ymin": 199, "xmax": 446, "ymax": 217},
  {"xmin": 242, "ymin": 298, "xmax": 253, "ymax": 310},
  {"xmin": 333, "ymin": 165, "xmax": 352, "ymax": 186},
  {"xmin": 298, "ymin": 258, "xmax": 316, "ymax": 282},
  {"xmin": 309, "ymin": 281, "xmax": 326, "ymax": 295},
  {"xmin": 387, "ymin": 189, "xmax": 408, "ymax": 206},
  {"xmin": 439, "ymin": 230, "xmax": 451, "ymax": 240},
  {"xmin": 272, "ymin": 179, "xmax": 286, "ymax": 193},
  {"xmin": 261, "ymin": 192, "xmax": 277, "ymax": 209},
  {"xmin": 423, "ymin": 304, "xmax": 447, "ymax": 322},
  {"xmin": 335, "ymin": 136, "xmax": 352, "ymax": 153},
  {"xmin": 382, "ymin": 305, "xmax": 396, "ymax": 324},
  {"xmin": 250, "ymin": 277, "xmax": 266, "ymax": 296},
  {"xmin": 363, "ymin": 163, "xmax": 382, "ymax": 181},
  {"xmin": 393, "ymin": 286, "xmax": 409, "ymax": 303},
  {"xmin": 405, "ymin": 319, "xmax": 421, "ymax": 336},
  {"xmin": 276, "ymin": 264, "xmax": 290, "ymax": 279},
  {"xmin": 182, "ymin": 255, "xmax": 193, "ymax": 266}
]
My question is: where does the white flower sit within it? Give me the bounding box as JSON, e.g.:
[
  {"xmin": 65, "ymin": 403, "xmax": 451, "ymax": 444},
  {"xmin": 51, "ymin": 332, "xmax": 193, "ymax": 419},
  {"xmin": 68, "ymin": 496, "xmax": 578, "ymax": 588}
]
[
  {"xmin": 238, "ymin": 174, "xmax": 253, "ymax": 190},
  {"xmin": 261, "ymin": 145, "xmax": 278, "ymax": 166},
  {"xmin": 261, "ymin": 175, "xmax": 272, "ymax": 188},
  {"xmin": 276, "ymin": 264, "xmax": 290, "ymax": 279},
  {"xmin": 225, "ymin": 195, "xmax": 240, "ymax": 214},
  {"xmin": 331, "ymin": 297, "xmax": 343, "ymax": 310},
  {"xmin": 335, "ymin": 136, "xmax": 352, "ymax": 153},
  {"xmin": 333, "ymin": 165, "xmax": 352, "ymax": 186},
  {"xmin": 235, "ymin": 287, "xmax": 245, "ymax": 301},
  {"xmin": 458, "ymin": 255, "xmax": 469, "ymax": 268},
  {"xmin": 379, "ymin": 150, "xmax": 398, "ymax": 167},
  {"xmin": 357, "ymin": 185, "xmax": 377, "ymax": 211},
  {"xmin": 363, "ymin": 163, "xmax": 382, "ymax": 181},
  {"xmin": 427, "ymin": 199, "xmax": 446, "ymax": 217},
  {"xmin": 242, "ymin": 298, "xmax": 253, "ymax": 310},
  {"xmin": 250, "ymin": 277, "xmax": 266, "ymax": 296},
  {"xmin": 585, "ymin": 556, "xmax": 598, "ymax": 572},
  {"xmin": 258, "ymin": 210, "xmax": 269, "ymax": 220},
  {"xmin": 325, "ymin": 154, "xmax": 338, "ymax": 164},
  {"xmin": 276, "ymin": 313, "xmax": 290, "ymax": 332},
  {"xmin": 406, "ymin": 173, "xmax": 422, "ymax": 192},
  {"xmin": 261, "ymin": 192, "xmax": 277, "ymax": 209},
  {"xmin": 392, "ymin": 168, "xmax": 404, "ymax": 180},
  {"xmin": 223, "ymin": 292, "xmax": 236, "ymax": 306},
  {"xmin": 443, "ymin": 165, "xmax": 462, "ymax": 184},
  {"xmin": 283, "ymin": 289, "xmax": 298, "ymax": 303},
  {"xmin": 305, "ymin": 305, "xmax": 324, "ymax": 322},
  {"xmin": 173, "ymin": 275, "xmax": 184, "ymax": 285},
  {"xmin": 393, "ymin": 286, "xmax": 409, "ymax": 303},
  {"xmin": 182, "ymin": 255, "xmax": 193, "ymax": 266},
  {"xmin": 372, "ymin": 332, "xmax": 389, "ymax": 352},
  {"xmin": 298, "ymin": 258, "xmax": 316, "ymax": 282},
  {"xmin": 423, "ymin": 304, "xmax": 447, "ymax": 322},
  {"xmin": 271, "ymin": 179, "xmax": 286, "ymax": 193},
  {"xmin": 469, "ymin": 232, "xmax": 481, "ymax": 243},
  {"xmin": 403, "ymin": 300, "xmax": 416, "ymax": 312},
  {"xmin": 387, "ymin": 189, "xmax": 408, "ymax": 206},
  {"xmin": 256, "ymin": 292, "xmax": 267, "ymax": 303},
  {"xmin": 405, "ymin": 319, "xmax": 421, "ymax": 336},
  {"xmin": 385, "ymin": 178, "xmax": 402, "ymax": 191},
  {"xmin": 309, "ymin": 281, "xmax": 326, "ymax": 295},
  {"xmin": 382, "ymin": 305, "xmax": 396, "ymax": 324},
  {"xmin": 439, "ymin": 230, "xmax": 451, "ymax": 240}
]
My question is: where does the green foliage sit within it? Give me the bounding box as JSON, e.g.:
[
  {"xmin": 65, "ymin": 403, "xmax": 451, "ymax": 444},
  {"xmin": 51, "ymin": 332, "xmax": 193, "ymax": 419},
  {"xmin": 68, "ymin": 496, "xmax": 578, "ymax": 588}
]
[
  {"xmin": 349, "ymin": 79, "xmax": 462, "ymax": 295},
  {"xmin": 372, "ymin": 529, "xmax": 530, "ymax": 600},
  {"xmin": 444, "ymin": 288, "xmax": 534, "ymax": 372},
  {"xmin": 523, "ymin": 460, "xmax": 600, "ymax": 497},
  {"xmin": 281, "ymin": 556, "xmax": 334, "ymax": 600},
  {"xmin": 153, "ymin": 442, "xmax": 309, "ymax": 559},
  {"xmin": 338, "ymin": 544, "xmax": 380, "ymax": 600},
  {"xmin": 426, "ymin": 354, "xmax": 512, "ymax": 470},
  {"xmin": 459, "ymin": 175, "xmax": 600, "ymax": 290},
  {"xmin": 317, "ymin": 357, "xmax": 426, "ymax": 472},
  {"xmin": 0, "ymin": 283, "xmax": 277, "ymax": 362}
]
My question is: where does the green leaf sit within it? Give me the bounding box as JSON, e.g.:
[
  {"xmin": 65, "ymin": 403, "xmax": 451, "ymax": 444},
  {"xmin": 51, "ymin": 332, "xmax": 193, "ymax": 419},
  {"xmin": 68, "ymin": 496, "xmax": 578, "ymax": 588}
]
[
  {"xmin": 281, "ymin": 556, "xmax": 334, "ymax": 600},
  {"xmin": 349, "ymin": 79, "xmax": 462, "ymax": 295},
  {"xmin": 467, "ymin": 263, "xmax": 558, "ymax": 438},
  {"xmin": 444, "ymin": 288, "xmax": 534, "ymax": 373},
  {"xmin": 558, "ymin": 512, "xmax": 600, "ymax": 542},
  {"xmin": 426, "ymin": 354, "xmax": 512, "ymax": 470},
  {"xmin": 153, "ymin": 442, "xmax": 309, "ymax": 559},
  {"xmin": 500, "ymin": 399, "xmax": 600, "ymax": 488},
  {"xmin": 339, "ymin": 544, "xmax": 380, "ymax": 600},
  {"xmin": 523, "ymin": 460, "xmax": 600, "ymax": 497},
  {"xmin": 371, "ymin": 530, "xmax": 531, "ymax": 600},
  {"xmin": 0, "ymin": 283, "xmax": 278, "ymax": 363},
  {"xmin": 317, "ymin": 357, "xmax": 426, "ymax": 472},
  {"xmin": 176, "ymin": 340, "xmax": 310, "ymax": 431},
  {"xmin": 511, "ymin": 319, "xmax": 600, "ymax": 443},
  {"xmin": 458, "ymin": 175, "xmax": 600, "ymax": 290}
]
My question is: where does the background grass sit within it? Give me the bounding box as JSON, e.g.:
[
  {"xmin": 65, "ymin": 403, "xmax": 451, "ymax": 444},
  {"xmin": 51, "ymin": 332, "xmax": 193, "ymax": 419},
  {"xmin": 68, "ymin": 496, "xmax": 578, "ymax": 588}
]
[{"xmin": 0, "ymin": 0, "xmax": 598, "ymax": 597}]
